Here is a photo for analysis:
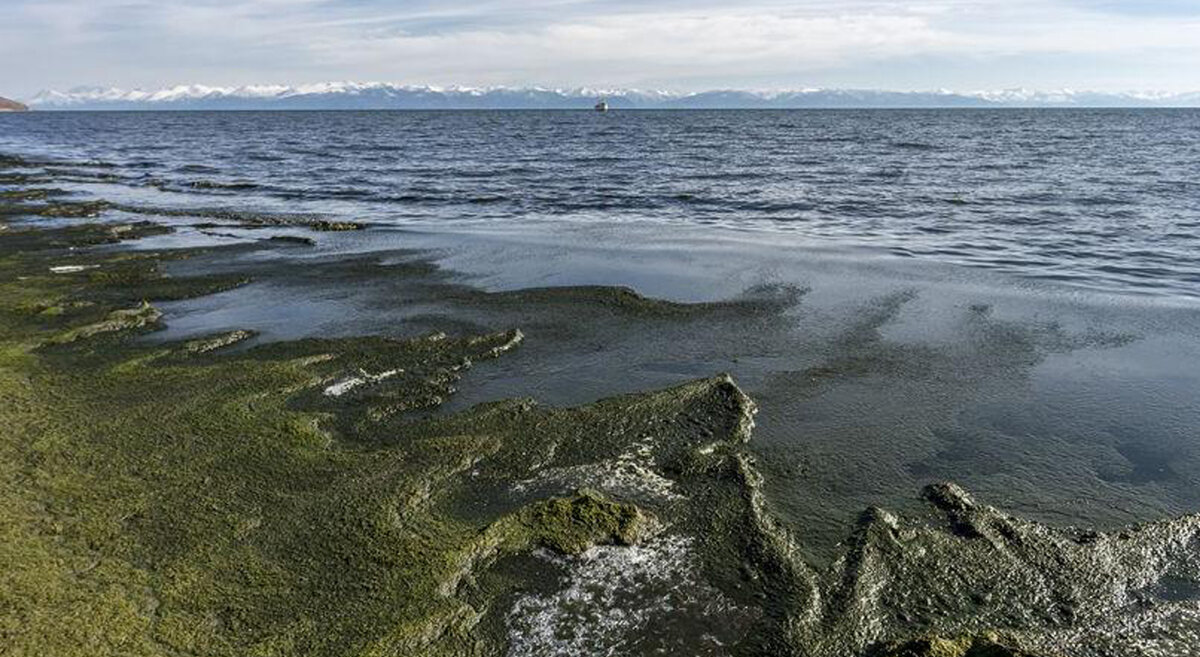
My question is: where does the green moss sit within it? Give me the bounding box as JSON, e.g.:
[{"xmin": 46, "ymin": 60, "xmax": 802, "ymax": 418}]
[
  {"xmin": 876, "ymin": 633, "xmax": 1048, "ymax": 657},
  {"xmin": 509, "ymin": 490, "xmax": 647, "ymax": 555},
  {"xmin": 0, "ymin": 221, "xmax": 171, "ymax": 251},
  {"xmin": 0, "ymin": 188, "xmax": 70, "ymax": 201},
  {"xmin": 46, "ymin": 301, "xmax": 163, "ymax": 343},
  {"xmin": 112, "ymin": 203, "xmax": 325, "ymax": 228},
  {"xmin": 453, "ymin": 283, "xmax": 805, "ymax": 319},
  {"xmin": 182, "ymin": 330, "xmax": 257, "ymax": 354},
  {"xmin": 310, "ymin": 220, "xmax": 366, "ymax": 232},
  {"xmin": 0, "ymin": 211, "xmax": 675, "ymax": 656},
  {"xmin": 0, "ymin": 199, "xmax": 113, "ymax": 218}
]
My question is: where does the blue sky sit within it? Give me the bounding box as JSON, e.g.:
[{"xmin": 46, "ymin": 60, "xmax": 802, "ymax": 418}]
[{"xmin": 2, "ymin": 0, "xmax": 1198, "ymax": 98}]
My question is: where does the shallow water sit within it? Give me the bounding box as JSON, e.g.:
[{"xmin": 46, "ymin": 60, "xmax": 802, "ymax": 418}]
[
  {"xmin": 4, "ymin": 109, "xmax": 1200, "ymax": 650},
  {"xmin": 138, "ymin": 219, "xmax": 1200, "ymax": 563}
]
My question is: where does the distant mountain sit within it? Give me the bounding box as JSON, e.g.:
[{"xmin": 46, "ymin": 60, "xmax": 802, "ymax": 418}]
[
  {"xmin": 0, "ymin": 96, "xmax": 29, "ymax": 111},
  {"xmin": 23, "ymin": 83, "xmax": 1200, "ymax": 110}
]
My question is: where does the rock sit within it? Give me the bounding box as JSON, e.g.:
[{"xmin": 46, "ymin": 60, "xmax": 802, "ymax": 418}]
[
  {"xmin": 0, "ymin": 96, "xmax": 29, "ymax": 112},
  {"xmin": 266, "ymin": 235, "xmax": 316, "ymax": 246},
  {"xmin": 875, "ymin": 633, "xmax": 1047, "ymax": 657},
  {"xmin": 309, "ymin": 220, "xmax": 365, "ymax": 232},
  {"xmin": 517, "ymin": 490, "xmax": 649, "ymax": 554},
  {"xmin": 48, "ymin": 301, "xmax": 163, "ymax": 343},
  {"xmin": 182, "ymin": 330, "xmax": 256, "ymax": 354}
]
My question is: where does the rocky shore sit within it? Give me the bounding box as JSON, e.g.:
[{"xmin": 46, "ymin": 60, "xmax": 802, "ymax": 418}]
[{"xmin": 2, "ymin": 153, "xmax": 1199, "ymax": 656}]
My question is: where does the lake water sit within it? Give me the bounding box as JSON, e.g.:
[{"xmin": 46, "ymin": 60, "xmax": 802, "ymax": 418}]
[
  {"xmin": 4, "ymin": 109, "xmax": 1200, "ymax": 649},
  {"xmin": 4, "ymin": 109, "xmax": 1200, "ymax": 298}
]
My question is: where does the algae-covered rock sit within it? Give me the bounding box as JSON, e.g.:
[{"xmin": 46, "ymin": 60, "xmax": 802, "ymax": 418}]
[
  {"xmin": 47, "ymin": 301, "xmax": 163, "ymax": 343},
  {"xmin": 310, "ymin": 220, "xmax": 365, "ymax": 232},
  {"xmin": 0, "ymin": 220, "xmax": 171, "ymax": 251},
  {"xmin": 0, "ymin": 198, "xmax": 112, "ymax": 218},
  {"xmin": 182, "ymin": 329, "xmax": 256, "ymax": 354},
  {"xmin": 516, "ymin": 490, "xmax": 648, "ymax": 554},
  {"xmin": 267, "ymin": 234, "xmax": 317, "ymax": 246},
  {"xmin": 795, "ymin": 480, "xmax": 1200, "ymax": 657},
  {"xmin": 876, "ymin": 633, "xmax": 1045, "ymax": 657},
  {"xmin": 0, "ymin": 188, "xmax": 69, "ymax": 201}
]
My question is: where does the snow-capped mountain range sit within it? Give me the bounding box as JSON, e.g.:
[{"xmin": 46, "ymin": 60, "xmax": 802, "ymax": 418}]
[{"xmin": 23, "ymin": 82, "xmax": 1200, "ymax": 110}]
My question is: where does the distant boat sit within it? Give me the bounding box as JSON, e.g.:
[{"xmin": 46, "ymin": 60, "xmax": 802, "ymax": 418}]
[{"xmin": 594, "ymin": 99, "xmax": 609, "ymax": 112}]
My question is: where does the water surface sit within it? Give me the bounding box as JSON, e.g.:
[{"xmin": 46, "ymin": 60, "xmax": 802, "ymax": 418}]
[{"xmin": 3, "ymin": 108, "xmax": 1199, "ymax": 564}]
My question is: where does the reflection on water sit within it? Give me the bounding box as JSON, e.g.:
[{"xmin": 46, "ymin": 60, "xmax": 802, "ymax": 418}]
[{"xmin": 146, "ymin": 220, "xmax": 1200, "ymax": 566}]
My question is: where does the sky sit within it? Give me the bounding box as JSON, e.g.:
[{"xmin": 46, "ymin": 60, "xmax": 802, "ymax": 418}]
[{"xmin": 2, "ymin": 0, "xmax": 1199, "ymax": 99}]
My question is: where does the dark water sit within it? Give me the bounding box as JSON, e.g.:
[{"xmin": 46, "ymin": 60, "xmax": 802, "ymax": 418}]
[
  {"xmin": 3, "ymin": 109, "xmax": 1200, "ymax": 298},
  {"xmin": 4, "ymin": 110, "xmax": 1200, "ymax": 652}
]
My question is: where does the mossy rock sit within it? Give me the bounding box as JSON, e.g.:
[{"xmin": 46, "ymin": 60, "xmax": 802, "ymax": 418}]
[
  {"xmin": 0, "ymin": 188, "xmax": 70, "ymax": 201},
  {"xmin": 310, "ymin": 220, "xmax": 365, "ymax": 232},
  {"xmin": 47, "ymin": 301, "xmax": 163, "ymax": 344},
  {"xmin": 515, "ymin": 490, "xmax": 648, "ymax": 555},
  {"xmin": 0, "ymin": 199, "xmax": 112, "ymax": 218},
  {"xmin": 874, "ymin": 632, "xmax": 1051, "ymax": 657},
  {"xmin": 0, "ymin": 221, "xmax": 171, "ymax": 251}
]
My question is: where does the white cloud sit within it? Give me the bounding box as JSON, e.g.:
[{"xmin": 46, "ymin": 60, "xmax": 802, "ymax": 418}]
[{"xmin": 1, "ymin": 0, "xmax": 1198, "ymax": 97}]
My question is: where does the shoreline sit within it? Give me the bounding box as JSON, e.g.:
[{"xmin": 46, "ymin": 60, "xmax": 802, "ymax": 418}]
[{"xmin": 4, "ymin": 154, "xmax": 1200, "ymax": 655}]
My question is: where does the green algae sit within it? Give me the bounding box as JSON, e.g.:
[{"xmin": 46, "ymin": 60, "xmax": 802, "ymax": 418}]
[
  {"xmin": 510, "ymin": 490, "xmax": 647, "ymax": 555},
  {"xmin": 4, "ymin": 164, "xmax": 1200, "ymax": 656},
  {"xmin": 0, "ymin": 267, "xmax": 559, "ymax": 655},
  {"xmin": 0, "ymin": 221, "xmax": 171, "ymax": 251},
  {"xmin": 0, "ymin": 199, "xmax": 113, "ymax": 218},
  {"xmin": 182, "ymin": 330, "xmax": 257, "ymax": 354},
  {"xmin": 0, "ymin": 196, "xmax": 681, "ymax": 656},
  {"xmin": 47, "ymin": 301, "xmax": 163, "ymax": 344},
  {"xmin": 875, "ymin": 633, "xmax": 1044, "ymax": 657},
  {"xmin": 0, "ymin": 210, "xmax": 779, "ymax": 654},
  {"xmin": 455, "ymin": 282, "xmax": 807, "ymax": 320},
  {"xmin": 110, "ymin": 202, "xmax": 331, "ymax": 229},
  {"xmin": 0, "ymin": 188, "xmax": 71, "ymax": 201},
  {"xmin": 311, "ymin": 220, "xmax": 367, "ymax": 232}
]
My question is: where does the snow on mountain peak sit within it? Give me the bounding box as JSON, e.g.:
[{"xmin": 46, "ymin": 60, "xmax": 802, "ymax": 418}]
[{"xmin": 22, "ymin": 82, "xmax": 1200, "ymax": 109}]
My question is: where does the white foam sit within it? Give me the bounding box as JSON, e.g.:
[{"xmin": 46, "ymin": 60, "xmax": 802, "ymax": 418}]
[
  {"xmin": 322, "ymin": 367, "xmax": 403, "ymax": 397},
  {"xmin": 49, "ymin": 265, "xmax": 98, "ymax": 274},
  {"xmin": 512, "ymin": 435, "xmax": 682, "ymax": 502},
  {"xmin": 505, "ymin": 535, "xmax": 751, "ymax": 657}
]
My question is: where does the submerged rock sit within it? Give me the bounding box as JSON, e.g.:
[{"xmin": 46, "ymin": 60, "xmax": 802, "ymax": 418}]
[
  {"xmin": 0, "ymin": 220, "xmax": 171, "ymax": 251},
  {"xmin": 266, "ymin": 234, "xmax": 317, "ymax": 246},
  {"xmin": 0, "ymin": 188, "xmax": 70, "ymax": 201},
  {"xmin": 310, "ymin": 220, "xmax": 366, "ymax": 232},
  {"xmin": 0, "ymin": 198, "xmax": 112, "ymax": 218}
]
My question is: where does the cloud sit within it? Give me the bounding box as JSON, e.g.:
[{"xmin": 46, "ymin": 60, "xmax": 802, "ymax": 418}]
[
  {"xmin": 305, "ymin": 11, "xmax": 960, "ymax": 84},
  {"xmin": 1, "ymin": 0, "xmax": 1198, "ymax": 97}
]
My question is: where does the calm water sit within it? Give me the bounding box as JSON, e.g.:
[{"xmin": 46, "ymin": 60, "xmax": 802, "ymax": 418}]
[
  {"xmin": 3, "ymin": 109, "xmax": 1200, "ymax": 298},
  {"xmin": 3, "ymin": 109, "xmax": 1200, "ymax": 562}
]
